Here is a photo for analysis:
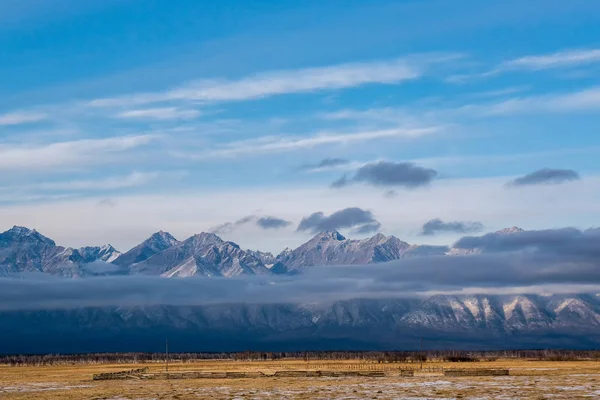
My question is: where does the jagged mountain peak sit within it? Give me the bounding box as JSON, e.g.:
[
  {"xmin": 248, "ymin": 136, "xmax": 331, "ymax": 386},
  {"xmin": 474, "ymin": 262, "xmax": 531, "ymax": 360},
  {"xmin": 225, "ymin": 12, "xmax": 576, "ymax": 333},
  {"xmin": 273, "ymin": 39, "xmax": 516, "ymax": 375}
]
[
  {"xmin": 356, "ymin": 232, "xmax": 388, "ymax": 245},
  {"xmin": 8, "ymin": 225, "xmax": 35, "ymax": 235},
  {"xmin": 100, "ymin": 244, "xmax": 118, "ymax": 252},
  {"xmin": 371, "ymin": 232, "xmax": 387, "ymax": 241},
  {"xmin": 186, "ymin": 232, "xmax": 225, "ymax": 246},
  {"xmin": 274, "ymin": 231, "xmax": 419, "ymax": 273},
  {"xmin": 247, "ymin": 249, "xmax": 276, "ymax": 266},
  {"xmin": 276, "ymin": 247, "xmax": 293, "ymax": 260},
  {"xmin": 78, "ymin": 244, "xmax": 122, "ymax": 263},
  {"xmin": 147, "ymin": 231, "xmax": 179, "ymax": 246},
  {"xmin": 373, "ymin": 233, "xmax": 406, "ymax": 246},
  {"xmin": 129, "ymin": 231, "xmax": 268, "ymax": 278},
  {"xmin": 112, "ymin": 231, "xmax": 180, "ymax": 267},
  {"xmin": 311, "ymin": 230, "xmax": 346, "ymax": 241},
  {"xmin": 0, "ymin": 226, "xmax": 55, "ymax": 246}
]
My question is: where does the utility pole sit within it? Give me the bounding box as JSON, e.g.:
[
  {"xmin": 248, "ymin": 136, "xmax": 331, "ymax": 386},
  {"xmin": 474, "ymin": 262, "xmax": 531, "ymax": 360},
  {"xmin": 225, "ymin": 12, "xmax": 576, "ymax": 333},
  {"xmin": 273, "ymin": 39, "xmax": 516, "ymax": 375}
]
[
  {"xmin": 166, "ymin": 339, "xmax": 169, "ymax": 377},
  {"xmin": 419, "ymin": 336, "xmax": 423, "ymax": 370}
]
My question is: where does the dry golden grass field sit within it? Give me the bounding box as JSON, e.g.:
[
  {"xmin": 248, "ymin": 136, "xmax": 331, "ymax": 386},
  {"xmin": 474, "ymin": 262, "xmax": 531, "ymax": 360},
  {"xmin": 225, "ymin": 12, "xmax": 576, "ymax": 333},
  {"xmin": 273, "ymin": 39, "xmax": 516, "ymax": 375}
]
[{"xmin": 1, "ymin": 359, "xmax": 599, "ymax": 399}]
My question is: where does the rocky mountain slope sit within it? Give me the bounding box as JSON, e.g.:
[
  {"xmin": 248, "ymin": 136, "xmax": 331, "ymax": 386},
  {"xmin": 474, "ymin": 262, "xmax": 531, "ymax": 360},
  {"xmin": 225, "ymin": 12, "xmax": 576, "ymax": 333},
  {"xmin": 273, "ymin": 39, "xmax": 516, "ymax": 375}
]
[
  {"xmin": 112, "ymin": 231, "xmax": 179, "ymax": 268},
  {"xmin": 272, "ymin": 231, "xmax": 447, "ymax": 273},
  {"xmin": 78, "ymin": 245, "xmax": 121, "ymax": 263},
  {"xmin": 128, "ymin": 232, "xmax": 271, "ymax": 277},
  {"xmin": 2, "ymin": 294, "xmax": 599, "ymax": 353}
]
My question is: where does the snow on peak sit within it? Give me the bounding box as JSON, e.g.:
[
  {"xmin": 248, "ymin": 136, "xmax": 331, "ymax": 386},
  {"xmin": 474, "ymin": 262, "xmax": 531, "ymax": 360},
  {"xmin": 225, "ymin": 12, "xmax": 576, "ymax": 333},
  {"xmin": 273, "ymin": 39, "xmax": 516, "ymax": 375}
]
[
  {"xmin": 189, "ymin": 232, "xmax": 224, "ymax": 245},
  {"xmin": 100, "ymin": 244, "xmax": 116, "ymax": 252},
  {"xmin": 148, "ymin": 231, "xmax": 178, "ymax": 246},
  {"xmin": 363, "ymin": 232, "xmax": 388, "ymax": 244},
  {"xmin": 2, "ymin": 226, "xmax": 55, "ymax": 245},
  {"xmin": 314, "ymin": 230, "xmax": 346, "ymax": 241},
  {"xmin": 9, "ymin": 226, "xmax": 35, "ymax": 235},
  {"xmin": 77, "ymin": 244, "xmax": 122, "ymax": 263}
]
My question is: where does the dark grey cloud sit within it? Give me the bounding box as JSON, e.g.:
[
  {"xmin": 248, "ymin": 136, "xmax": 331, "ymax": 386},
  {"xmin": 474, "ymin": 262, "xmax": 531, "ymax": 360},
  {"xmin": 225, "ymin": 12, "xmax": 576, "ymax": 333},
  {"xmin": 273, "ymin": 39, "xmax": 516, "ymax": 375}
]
[
  {"xmin": 330, "ymin": 175, "xmax": 349, "ymax": 188},
  {"xmin": 332, "ymin": 162, "xmax": 437, "ymax": 188},
  {"xmin": 256, "ymin": 216, "xmax": 292, "ymax": 230},
  {"xmin": 454, "ymin": 227, "xmax": 600, "ymax": 259},
  {"xmin": 508, "ymin": 168, "xmax": 580, "ymax": 186},
  {"xmin": 297, "ymin": 207, "xmax": 380, "ymax": 234},
  {"xmin": 421, "ymin": 218, "xmax": 484, "ymax": 236},
  {"xmin": 210, "ymin": 216, "xmax": 255, "ymax": 235},
  {"xmin": 211, "ymin": 215, "xmax": 292, "ymax": 234},
  {"xmin": 351, "ymin": 222, "xmax": 382, "ymax": 234},
  {"xmin": 298, "ymin": 158, "xmax": 350, "ymax": 172}
]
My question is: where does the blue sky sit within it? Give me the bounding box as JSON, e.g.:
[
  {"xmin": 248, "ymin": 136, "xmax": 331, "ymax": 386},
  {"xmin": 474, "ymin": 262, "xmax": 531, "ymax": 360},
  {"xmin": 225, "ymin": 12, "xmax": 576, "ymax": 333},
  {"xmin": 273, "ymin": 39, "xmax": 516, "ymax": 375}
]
[{"xmin": 1, "ymin": 0, "xmax": 600, "ymax": 252}]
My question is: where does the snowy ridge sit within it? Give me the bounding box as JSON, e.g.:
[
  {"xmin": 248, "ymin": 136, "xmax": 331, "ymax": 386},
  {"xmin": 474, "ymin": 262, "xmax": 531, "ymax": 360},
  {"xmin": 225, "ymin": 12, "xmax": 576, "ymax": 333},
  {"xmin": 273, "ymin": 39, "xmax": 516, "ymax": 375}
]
[
  {"xmin": 0, "ymin": 224, "xmax": 533, "ymax": 278},
  {"xmin": 129, "ymin": 232, "xmax": 271, "ymax": 277},
  {"xmin": 272, "ymin": 230, "xmax": 447, "ymax": 273}
]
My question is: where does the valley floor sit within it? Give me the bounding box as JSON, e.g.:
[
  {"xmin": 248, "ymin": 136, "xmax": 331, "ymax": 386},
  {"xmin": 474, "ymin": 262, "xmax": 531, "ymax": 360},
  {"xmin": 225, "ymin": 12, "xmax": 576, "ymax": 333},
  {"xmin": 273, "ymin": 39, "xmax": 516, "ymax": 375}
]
[{"xmin": 1, "ymin": 359, "xmax": 600, "ymax": 399}]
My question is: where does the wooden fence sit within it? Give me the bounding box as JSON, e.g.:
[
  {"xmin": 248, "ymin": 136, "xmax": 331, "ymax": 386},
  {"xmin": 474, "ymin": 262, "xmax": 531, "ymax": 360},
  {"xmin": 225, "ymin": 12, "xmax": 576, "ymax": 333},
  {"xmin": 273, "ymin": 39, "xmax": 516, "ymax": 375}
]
[
  {"xmin": 93, "ymin": 366, "xmax": 509, "ymax": 380},
  {"xmin": 93, "ymin": 367, "xmax": 149, "ymax": 380},
  {"xmin": 444, "ymin": 369, "xmax": 509, "ymax": 377}
]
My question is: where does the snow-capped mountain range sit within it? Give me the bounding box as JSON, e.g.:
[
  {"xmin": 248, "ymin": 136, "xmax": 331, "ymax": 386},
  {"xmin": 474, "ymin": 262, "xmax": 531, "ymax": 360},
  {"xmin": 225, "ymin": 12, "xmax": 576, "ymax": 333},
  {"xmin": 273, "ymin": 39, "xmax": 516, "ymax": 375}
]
[
  {"xmin": 0, "ymin": 225, "xmax": 459, "ymax": 278},
  {"xmin": 2, "ymin": 225, "xmax": 600, "ymax": 352}
]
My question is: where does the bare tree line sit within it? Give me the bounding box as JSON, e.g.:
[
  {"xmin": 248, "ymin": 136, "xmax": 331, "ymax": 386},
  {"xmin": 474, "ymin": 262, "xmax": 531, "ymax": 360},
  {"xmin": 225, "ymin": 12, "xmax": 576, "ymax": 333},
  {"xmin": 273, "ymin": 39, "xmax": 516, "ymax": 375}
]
[{"xmin": 2, "ymin": 349, "xmax": 600, "ymax": 366}]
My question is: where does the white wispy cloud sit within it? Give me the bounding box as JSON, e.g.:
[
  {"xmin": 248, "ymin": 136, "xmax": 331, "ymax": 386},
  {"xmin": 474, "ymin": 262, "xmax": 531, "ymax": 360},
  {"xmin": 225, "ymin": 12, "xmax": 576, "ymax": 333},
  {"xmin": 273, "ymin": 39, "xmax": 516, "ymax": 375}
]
[
  {"xmin": 116, "ymin": 107, "xmax": 201, "ymax": 120},
  {"xmin": 337, "ymin": 87, "xmax": 600, "ymax": 120},
  {"xmin": 0, "ymin": 171, "xmax": 186, "ymax": 199},
  {"xmin": 410, "ymin": 146, "xmax": 600, "ymax": 168},
  {"xmin": 88, "ymin": 58, "xmax": 424, "ymax": 107},
  {"xmin": 0, "ymin": 170, "xmax": 189, "ymax": 206},
  {"xmin": 301, "ymin": 160, "xmax": 370, "ymax": 173},
  {"xmin": 321, "ymin": 107, "xmax": 417, "ymax": 124},
  {"xmin": 36, "ymin": 171, "xmax": 170, "ymax": 191},
  {"xmin": 0, "ymin": 134, "xmax": 158, "ymax": 171},
  {"xmin": 184, "ymin": 127, "xmax": 440, "ymax": 159},
  {"xmin": 502, "ymin": 48, "xmax": 600, "ymax": 70},
  {"xmin": 449, "ymin": 48, "xmax": 600, "ymax": 82},
  {"xmin": 0, "ymin": 193, "xmax": 77, "ymax": 204},
  {"xmin": 469, "ymin": 87, "xmax": 600, "ymax": 115},
  {"xmin": 0, "ymin": 111, "xmax": 47, "ymax": 126},
  {"xmin": 468, "ymin": 86, "xmax": 531, "ymax": 98}
]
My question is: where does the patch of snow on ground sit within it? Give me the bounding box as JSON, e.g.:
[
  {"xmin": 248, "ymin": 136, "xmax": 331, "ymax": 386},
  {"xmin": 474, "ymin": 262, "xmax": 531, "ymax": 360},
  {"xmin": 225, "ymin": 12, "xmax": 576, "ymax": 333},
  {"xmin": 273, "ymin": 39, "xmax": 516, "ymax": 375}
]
[{"xmin": 0, "ymin": 382, "xmax": 92, "ymax": 393}]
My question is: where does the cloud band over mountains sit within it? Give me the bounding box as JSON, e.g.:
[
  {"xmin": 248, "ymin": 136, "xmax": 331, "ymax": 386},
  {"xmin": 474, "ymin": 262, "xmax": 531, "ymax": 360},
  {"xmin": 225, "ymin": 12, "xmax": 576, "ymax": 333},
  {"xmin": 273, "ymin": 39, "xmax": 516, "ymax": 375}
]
[
  {"xmin": 0, "ymin": 226, "xmax": 599, "ymax": 310},
  {"xmin": 455, "ymin": 227, "xmax": 600, "ymax": 258},
  {"xmin": 2, "ymin": 243, "xmax": 599, "ymax": 310}
]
